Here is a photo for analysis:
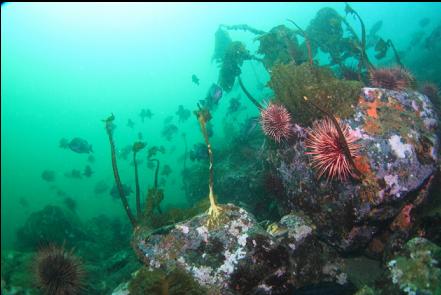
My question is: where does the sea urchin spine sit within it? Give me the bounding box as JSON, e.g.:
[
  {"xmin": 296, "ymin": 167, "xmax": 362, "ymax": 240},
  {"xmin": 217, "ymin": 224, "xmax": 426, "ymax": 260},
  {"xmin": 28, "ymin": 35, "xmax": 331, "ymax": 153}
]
[
  {"xmin": 369, "ymin": 67, "xmax": 414, "ymax": 91},
  {"xmin": 35, "ymin": 244, "xmax": 85, "ymax": 295},
  {"xmin": 305, "ymin": 117, "xmax": 361, "ymax": 181}
]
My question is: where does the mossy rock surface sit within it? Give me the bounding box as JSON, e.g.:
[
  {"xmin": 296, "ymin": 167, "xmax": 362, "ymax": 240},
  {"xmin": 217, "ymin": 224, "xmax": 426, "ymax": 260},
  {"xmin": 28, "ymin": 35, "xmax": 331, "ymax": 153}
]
[
  {"xmin": 269, "ymin": 63, "xmax": 362, "ymax": 126},
  {"xmin": 128, "ymin": 267, "xmax": 207, "ymax": 295}
]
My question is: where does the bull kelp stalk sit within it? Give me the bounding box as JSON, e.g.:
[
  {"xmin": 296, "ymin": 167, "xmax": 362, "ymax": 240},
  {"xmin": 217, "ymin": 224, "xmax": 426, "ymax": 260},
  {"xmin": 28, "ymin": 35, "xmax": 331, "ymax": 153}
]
[
  {"xmin": 220, "ymin": 24, "xmax": 266, "ymax": 35},
  {"xmin": 194, "ymin": 105, "xmax": 222, "ymax": 228},
  {"xmin": 343, "ymin": 3, "xmax": 374, "ymax": 74},
  {"xmin": 151, "ymin": 159, "xmax": 160, "ymax": 190},
  {"xmin": 103, "ymin": 114, "xmax": 137, "ymax": 227},
  {"xmin": 287, "ymin": 19, "xmax": 313, "ymax": 67},
  {"xmin": 148, "ymin": 158, "xmax": 162, "ymax": 214},
  {"xmin": 133, "ymin": 142, "xmax": 146, "ymax": 219},
  {"xmin": 303, "ymin": 97, "xmax": 362, "ymax": 180},
  {"xmin": 238, "ymin": 76, "xmax": 263, "ymax": 110}
]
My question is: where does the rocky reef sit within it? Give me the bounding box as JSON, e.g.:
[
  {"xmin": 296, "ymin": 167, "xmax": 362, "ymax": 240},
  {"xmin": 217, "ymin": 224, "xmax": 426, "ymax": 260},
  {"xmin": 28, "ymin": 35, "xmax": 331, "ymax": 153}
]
[
  {"xmin": 130, "ymin": 204, "xmax": 351, "ymax": 294},
  {"xmin": 267, "ymin": 87, "xmax": 439, "ymax": 254},
  {"xmin": 387, "ymin": 237, "xmax": 441, "ymax": 295},
  {"xmin": 123, "ymin": 86, "xmax": 440, "ymax": 294}
]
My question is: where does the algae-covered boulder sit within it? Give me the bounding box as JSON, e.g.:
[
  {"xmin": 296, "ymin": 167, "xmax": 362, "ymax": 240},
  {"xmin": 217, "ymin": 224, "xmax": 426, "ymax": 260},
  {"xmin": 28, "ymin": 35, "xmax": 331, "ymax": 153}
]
[
  {"xmin": 16, "ymin": 205, "xmax": 86, "ymax": 250},
  {"xmin": 267, "ymin": 87, "xmax": 439, "ymax": 252},
  {"xmin": 387, "ymin": 237, "xmax": 441, "ymax": 295},
  {"xmin": 269, "ymin": 63, "xmax": 362, "ymax": 126},
  {"xmin": 1, "ymin": 250, "xmax": 35, "ymax": 294},
  {"xmin": 132, "ymin": 204, "xmax": 347, "ymax": 294}
]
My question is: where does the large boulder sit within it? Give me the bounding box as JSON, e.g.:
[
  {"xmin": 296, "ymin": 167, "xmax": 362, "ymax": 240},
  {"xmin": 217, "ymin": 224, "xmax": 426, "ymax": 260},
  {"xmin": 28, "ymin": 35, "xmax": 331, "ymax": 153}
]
[
  {"xmin": 15, "ymin": 205, "xmax": 86, "ymax": 250},
  {"xmin": 267, "ymin": 88, "xmax": 439, "ymax": 252},
  {"xmin": 132, "ymin": 204, "xmax": 348, "ymax": 294}
]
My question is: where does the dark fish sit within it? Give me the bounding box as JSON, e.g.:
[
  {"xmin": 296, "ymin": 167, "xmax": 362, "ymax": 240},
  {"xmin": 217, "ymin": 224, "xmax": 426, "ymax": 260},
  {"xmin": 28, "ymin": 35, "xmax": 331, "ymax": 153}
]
[
  {"xmin": 19, "ymin": 197, "xmax": 28, "ymax": 208},
  {"xmin": 148, "ymin": 146, "xmax": 159, "ymax": 159},
  {"xmin": 419, "ymin": 17, "xmax": 430, "ymax": 28},
  {"xmin": 176, "ymin": 105, "xmax": 191, "ymax": 122},
  {"xmin": 424, "ymin": 23, "xmax": 441, "ymax": 50},
  {"xmin": 240, "ymin": 116, "xmax": 259, "ymax": 139},
  {"xmin": 64, "ymin": 169, "xmax": 82, "ymax": 179},
  {"xmin": 369, "ymin": 20, "xmax": 383, "ymax": 35},
  {"xmin": 161, "ymin": 124, "xmax": 178, "ymax": 141},
  {"xmin": 139, "ymin": 109, "xmax": 153, "ymax": 122},
  {"xmin": 83, "ymin": 165, "xmax": 94, "ymax": 178},
  {"xmin": 208, "ymin": 83, "xmax": 223, "ymax": 104},
  {"xmin": 199, "ymin": 83, "xmax": 223, "ymax": 110},
  {"xmin": 374, "ymin": 38, "xmax": 389, "ymax": 59},
  {"xmin": 189, "ymin": 143, "xmax": 208, "ymax": 162},
  {"xmin": 63, "ymin": 197, "xmax": 77, "ymax": 212},
  {"xmin": 41, "ymin": 170, "xmax": 56, "ymax": 182},
  {"xmin": 227, "ymin": 96, "xmax": 244, "ymax": 114},
  {"xmin": 88, "ymin": 155, "xmax": 95, "ymax": 163},
  {"xmin": 127, "ymin": 119, "xmax": 135, "ymax": 129},
  {"xmin": 192, "ymin": 74, "xmax": 200, "ymax": 85},
  {"xmin": 56, "ymin": 189, "xmax": 68, "ymax": 197},
  {"xmin": 60, "ymin": 137, "xmax": 93, "ymax": 154},
  {"xmin": 118, "ymin": 145, "xmax": 132, "ymax": 160},
  {"xmin": 161, "ymin": 164, "xmax": 172, "ymax": 176},
  {"xmin": 110, "ymin": 184, "xmax": 133, "ymax": 199},
  {"xmin": 94, "ymin": 180, "xmax": 109, "ymax": 195}
]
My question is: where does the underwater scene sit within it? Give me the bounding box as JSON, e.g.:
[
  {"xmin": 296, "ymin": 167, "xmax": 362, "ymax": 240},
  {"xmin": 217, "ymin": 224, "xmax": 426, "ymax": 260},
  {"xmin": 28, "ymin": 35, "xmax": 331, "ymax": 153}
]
[{"xmin": 2, "ymin": 2, "xmax": 441, "ymax": 294}]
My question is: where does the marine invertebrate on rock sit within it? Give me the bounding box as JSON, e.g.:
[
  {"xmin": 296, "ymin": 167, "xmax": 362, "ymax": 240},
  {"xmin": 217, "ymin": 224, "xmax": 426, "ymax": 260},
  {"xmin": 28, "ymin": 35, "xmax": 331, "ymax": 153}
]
[
  {"xmin": 305, "ymin": 117, "xmax": 361, "ymax": 181},
  {"xmin": 369, "ymin": 67, "xmax": 414, "ymax": 91},
  {"xmin": 34, "ymin": 244, "xmax": 85, "ymax": 295},
  {"xmin": 259, "ymin": 102, "xmax": 293, "ymax": 143},
  {"xmin": 420, "ymin": 82, "xmax": 440, "ymax": 111},
  {"xmin": 390, "ymin": 204, "xmax": 414, "ymax": 231}
]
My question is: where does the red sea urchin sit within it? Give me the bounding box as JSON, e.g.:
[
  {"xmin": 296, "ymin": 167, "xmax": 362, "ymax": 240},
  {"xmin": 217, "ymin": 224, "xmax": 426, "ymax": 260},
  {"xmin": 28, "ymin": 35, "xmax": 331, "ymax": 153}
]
[
  {"xmin": 260, "ymin": 102, "xmax": 293, "ymax": 143},
  {"xmin": 305, "ymin": 117, "xmax": 361, "ymax": 181},
  {"xmin": 35, "ymin": 244, "xmax": 85, "ymax": 295},
  {"xmin": 369, "ymin": 67, "xmax": 414, "ymax": 91}
]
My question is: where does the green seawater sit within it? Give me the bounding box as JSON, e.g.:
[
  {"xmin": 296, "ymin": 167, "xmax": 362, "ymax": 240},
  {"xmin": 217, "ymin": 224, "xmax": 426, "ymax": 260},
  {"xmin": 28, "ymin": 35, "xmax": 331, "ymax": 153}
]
[{"xmin": 2, "ymin": 2, "xmax": 441, "ymax": 294}]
